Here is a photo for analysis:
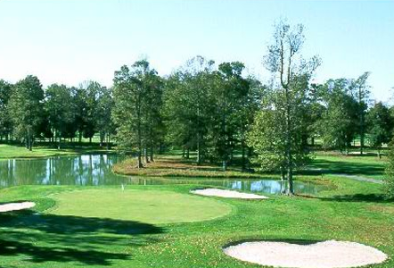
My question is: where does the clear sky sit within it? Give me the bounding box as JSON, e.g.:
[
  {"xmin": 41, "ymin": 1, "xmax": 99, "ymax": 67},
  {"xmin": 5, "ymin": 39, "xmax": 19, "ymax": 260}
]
[{"xmin": 0, "ymin": 0, "xmax": 393, "ymax": 102}]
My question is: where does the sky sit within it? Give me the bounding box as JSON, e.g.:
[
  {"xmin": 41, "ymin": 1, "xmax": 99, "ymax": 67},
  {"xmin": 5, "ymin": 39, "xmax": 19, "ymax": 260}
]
[{"xmin": 0, "ymin": 0, "xmax": 393, "ymax": 102}]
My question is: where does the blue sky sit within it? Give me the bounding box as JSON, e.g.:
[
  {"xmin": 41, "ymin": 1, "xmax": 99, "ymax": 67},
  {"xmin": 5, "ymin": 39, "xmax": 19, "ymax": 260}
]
[{"xmin": 0, "ymin": 0, "xmax": 393, "ymax": 102}]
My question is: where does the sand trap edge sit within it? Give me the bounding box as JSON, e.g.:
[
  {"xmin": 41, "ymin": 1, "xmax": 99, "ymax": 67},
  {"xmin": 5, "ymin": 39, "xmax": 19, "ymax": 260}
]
[
  {"xmin": 0, "ymin": 202, "xmax": 36, "ymax": 213},
  {"xmin": 191, "ymin": 188, "xmax": 268, "ymax": 199},
  {"xmin": 223, "ymin": 240, "xmax": 388, "ymax": 268}
]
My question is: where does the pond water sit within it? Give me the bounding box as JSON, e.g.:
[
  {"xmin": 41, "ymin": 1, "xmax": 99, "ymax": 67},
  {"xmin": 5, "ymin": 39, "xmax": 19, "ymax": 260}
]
[{"xmin": 0, "ymin": 154, "xmax": 329, "ymax": 195}]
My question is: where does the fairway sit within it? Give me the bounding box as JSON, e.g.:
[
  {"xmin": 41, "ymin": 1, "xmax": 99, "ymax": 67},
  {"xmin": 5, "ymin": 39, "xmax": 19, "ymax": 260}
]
[{"xmin": 47, "ymin": 188, "xmax": 233, "ymax": 224}]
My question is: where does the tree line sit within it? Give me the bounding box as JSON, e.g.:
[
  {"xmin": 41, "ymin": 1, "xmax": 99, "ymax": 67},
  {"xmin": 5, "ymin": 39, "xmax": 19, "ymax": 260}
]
[{"xmin": 1, "ymin": 21, "xmax": 393, "ymax": 195}]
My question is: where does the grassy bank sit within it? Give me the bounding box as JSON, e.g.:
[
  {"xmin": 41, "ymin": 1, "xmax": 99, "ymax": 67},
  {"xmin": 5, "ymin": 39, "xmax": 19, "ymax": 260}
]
[
  {"xmin": 0, "ymin": 144, "xmax": 115, "ymax": 160},
  {"xmin": 113, "ymin": 150, "xmax": 387, "ymax": 180},
  {"xmin": 113, "ymin": 157, "xmax": 272, "ymax": 179},
  {"xmin": 0, "ymin": 177, "xmax": 393, "ymax": 268}
]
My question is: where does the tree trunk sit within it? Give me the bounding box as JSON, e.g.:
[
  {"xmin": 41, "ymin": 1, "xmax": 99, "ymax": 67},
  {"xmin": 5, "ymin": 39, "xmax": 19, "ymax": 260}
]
[
  {"xmin": 144, "ymin": 147, "xmax": 150, "ymax": 163},
  {"xmin": 241, "ymin": 138, "xmax": 246, "ymax": 171},
  {"xmin": 186, "ymin": 148, "xmax": 190, "ymax": 159},
  {"xmin": 196, "ymin": 132, "xmax": 201, "ymax": 165},
  {"xmin": 222, "ymin": 160, "xmax": 227, "ymax": 171},
  {"xmin": 150, "ymin": 146, "xmax": 154, "ymax": 162},
  {"xmin": 285, "ymin": 86, "xmax": 294, "ymax": 196}
]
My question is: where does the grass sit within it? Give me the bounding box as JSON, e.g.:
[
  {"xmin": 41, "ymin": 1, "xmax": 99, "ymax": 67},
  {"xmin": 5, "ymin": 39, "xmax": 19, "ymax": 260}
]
[
  {"xmin": 307, "ymin": 151, "xmax": 387, "ymax": 180},
  {"xmin": 0, "ymin": 178, "xmax": 393, "ymax": 268},
  {"xmin": 47, "ymin": 188, "xmax": 233, "ymax": 224},
  {"xmin": 114, "ymin": 149, "xmax": 387, "ymax": 181},
  {"xmin": 114, "ymin": 157, "xmax": 272, "ymax": 179},
  {"xmin": 0, "ymin": 143, "xmax": 114, "ymax": 160}
]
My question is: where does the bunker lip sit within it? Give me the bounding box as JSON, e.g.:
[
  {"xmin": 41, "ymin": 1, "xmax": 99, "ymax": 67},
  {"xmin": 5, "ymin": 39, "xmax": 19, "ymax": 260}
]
[
  {"xmin": 223, "ymin": 240, "xmax": 388, "ymax": 268},
  {"xmin": 0, "ymin": 201, "xmax": 36, "ymax": 213},
  {"xmin": 191, "ymin": 188, "xmax": 268, "ymax": 199}
]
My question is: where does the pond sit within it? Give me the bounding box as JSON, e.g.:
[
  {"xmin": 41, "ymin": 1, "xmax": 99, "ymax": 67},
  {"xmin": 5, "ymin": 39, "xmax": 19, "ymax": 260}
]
[{"xmin": 0, "ymin": 154, "xmax": 329, "ymax": 195}]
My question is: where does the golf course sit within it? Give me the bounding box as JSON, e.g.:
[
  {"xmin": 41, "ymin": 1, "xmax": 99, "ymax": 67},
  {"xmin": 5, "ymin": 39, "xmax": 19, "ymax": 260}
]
[{"xmin": 0, "ymin": 144, "xmax": 393, "ymax": 268}]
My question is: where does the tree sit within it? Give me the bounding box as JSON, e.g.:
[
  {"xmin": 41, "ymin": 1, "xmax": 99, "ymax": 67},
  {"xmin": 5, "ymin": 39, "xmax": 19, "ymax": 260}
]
[
  {"xmin": 366, "ymin": 102, "xmax": 394, "ymax": 158},
  {"xmin": 249, "ymin": 20, "xmax": 320, "ymax": 195},
  {"xmin": 45, "ymin": 84, "xmax": 75, "ymax": 149},
  {"xmin": 210, "ymin": 62, "xmax": 250, "ymax": 170},
  {"xmin": 163, "ymin": 56, "xmax": 215, "ymax": 165},
  {"xmin": 96, "ymin": 87, "xmax": 115, "ymax": 149},
  {"xmin": 113, "ymin": 60, "xmax": 162, "ymax": 168},
  {"xmin": 316, "ymin": 79, "xmax": 359, "ymax": 154},
  {"xmin": 385, "ymin": 141, "xmax": 394, "ymax": 199},
  {"xmin": 0, "ymin": 80, "xmax": 13, "ymax": 142},
  {"xmin": 351, "ymin": 72, "xmax": 370, "ymax": 155},
  {"xmin": 8, "ymin": 75, "xmax": 45, "ymax": 151}
]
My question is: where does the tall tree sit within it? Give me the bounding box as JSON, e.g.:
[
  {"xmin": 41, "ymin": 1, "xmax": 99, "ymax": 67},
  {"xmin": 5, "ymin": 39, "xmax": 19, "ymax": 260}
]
[
  {"xmin": 351, "ymin": 72, "xmax": 370, "ymax": 155},
  {"xmin": 96, "ymin": 87, "xmax": 115, "ymax": 149},
  {"xmin": 113, "ymin": 60, "xmax": 161, "ymax": 168},
  {"xmin": 210, "ymin": 62, "xmax": 250, "ymax": 170},
  {"xmin": 8, "ymin": 75, "xmax": 45, "ymax": 151},
  {"xmin": 249, "ymin": 20, "xmax": 320, "ymax": 195},
  {"xmin": 366, "ymin": 102, "xmax": 394, "ymax": 158},
  {"xmin": 163, "ymin": 56, "xmax": 215, "ymax": 165},
  {"xmin": 317, "ymin": 79, "xmax": 359, "ymax": 154},
  {"xmin": 45, "ymin": 84, "xmax": 75, "ymax": 149},
  {"xmin": 0, "ymin": 80, "xmax": 13, "ymax": 142}
]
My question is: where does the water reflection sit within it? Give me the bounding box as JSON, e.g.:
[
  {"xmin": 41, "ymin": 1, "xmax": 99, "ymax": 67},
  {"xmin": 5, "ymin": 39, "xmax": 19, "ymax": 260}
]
[{"xmin": 0, "ymin": 154, "xmax": 329, "ymax": 195}]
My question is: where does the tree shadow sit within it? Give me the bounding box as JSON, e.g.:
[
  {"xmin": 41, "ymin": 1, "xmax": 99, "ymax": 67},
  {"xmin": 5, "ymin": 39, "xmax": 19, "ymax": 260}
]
[
  {"xmin": 302, "ymin": 158, "xmax": 384, "ymax": 177},
  {"xmin": 318, "ymin": 194, "xmax": 392, "ymax": 203},
  {"xmin": 224, "ymin": 238, "xmax": 324, "ymax": 248},
  {"xmin": 0, "ymin": 210, "xmax": 164, "ymax": 266}
]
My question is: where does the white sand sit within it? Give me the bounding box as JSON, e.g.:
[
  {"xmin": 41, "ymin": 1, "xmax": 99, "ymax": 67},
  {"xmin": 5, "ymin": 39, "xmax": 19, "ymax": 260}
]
[
  {"xmin": 191, "ymin": 188, "xmax": 268, "ymax": 199},
  {"xmin": 0, "ymin": 202, "xmax": 36, "ymax": 213},
  {"xmin": 223, "ymin": 240, "xmax": 387, "ymax": 268}
]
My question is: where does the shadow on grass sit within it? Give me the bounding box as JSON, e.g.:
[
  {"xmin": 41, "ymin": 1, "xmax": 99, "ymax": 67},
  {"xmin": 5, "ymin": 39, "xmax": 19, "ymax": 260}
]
[
  {"xmin": 302, "ymin": 158, "xmax": 385, "ymax": 177},
  {"xmin": 223, "ymin": 238, "xmax": 324, "ymax": 248},
  {"xmin": 318, "ymin": 194, "xmax": 393, "ymax": 203},
  {"xmin": 0, "ymin": 210, "xmax": 164, "ymax": 266}
]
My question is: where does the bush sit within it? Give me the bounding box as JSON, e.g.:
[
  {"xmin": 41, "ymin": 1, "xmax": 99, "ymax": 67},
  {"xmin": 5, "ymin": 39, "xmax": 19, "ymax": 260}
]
[{"xmin": 385, "ymin": 142, "xmax": 394, "ymax": 199}]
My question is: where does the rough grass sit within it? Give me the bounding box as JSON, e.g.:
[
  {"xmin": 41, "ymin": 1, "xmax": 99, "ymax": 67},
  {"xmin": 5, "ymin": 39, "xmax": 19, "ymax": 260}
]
[
  {"xmin": 113, "ymin": 158, "xmax": 274, "ymax": 179},
  {"xmin": 114, "ymin": 150, "xmax": 387, "ymax": 181},
  {"xmin": 47, "ymin": 188, "xmax": 233, "ymax": 224},
  {"xmin": 0, "ymin": 180, "xmax": 393, "ymax": 268}
]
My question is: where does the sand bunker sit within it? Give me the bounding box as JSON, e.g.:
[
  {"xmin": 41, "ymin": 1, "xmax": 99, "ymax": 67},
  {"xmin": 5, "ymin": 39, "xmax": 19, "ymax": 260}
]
[
  {"xmin": 191, "ymin": 188, "xmax": 268, "ymax": 199},
  {"xmin": 0, "ymin": 202, "xmax": 36, "ymax": 213},
  {"xmin": 223, "ymin": 240, "xmax": 387, "ymax": 268}
]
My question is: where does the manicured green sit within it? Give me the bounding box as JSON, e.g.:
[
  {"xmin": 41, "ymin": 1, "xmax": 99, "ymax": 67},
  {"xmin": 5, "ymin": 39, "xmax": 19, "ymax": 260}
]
[
  {"xmin": 0, "ymin": 178, "xmax": 393, "ymax": 268},
  {"xmin": 47, "ymin": 188, "xmax": 232, "ymax": 224}
]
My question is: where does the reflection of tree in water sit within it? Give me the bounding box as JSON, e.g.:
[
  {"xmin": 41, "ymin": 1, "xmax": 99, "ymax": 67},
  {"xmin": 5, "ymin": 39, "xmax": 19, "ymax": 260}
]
[{"xmin": 0, "ymin": 154, "xmax": 327, "ymax": 194}]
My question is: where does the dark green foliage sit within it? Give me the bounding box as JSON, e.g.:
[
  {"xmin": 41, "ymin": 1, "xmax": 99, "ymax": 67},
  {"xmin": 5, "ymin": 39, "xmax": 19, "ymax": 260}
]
[
  {"xmin": 7, "ymin": 76, "xmax": 45, "ymax": 150},
  {"xmin": 367, "ymin": 102, "xmax": 394, "ymax": 158},
  {"xmin": 113, "ymin": 60, "xmax": 164, "ymax": 167},
  {"xmin": 385, "ymin": 142, "xmax": 394, "ymax": 199}
]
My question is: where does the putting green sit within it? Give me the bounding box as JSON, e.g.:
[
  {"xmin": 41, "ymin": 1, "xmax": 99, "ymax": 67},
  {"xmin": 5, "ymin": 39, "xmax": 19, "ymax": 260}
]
[{"xmin": 47, "ymin": 188, "xmax": 232, "ymax": 224}]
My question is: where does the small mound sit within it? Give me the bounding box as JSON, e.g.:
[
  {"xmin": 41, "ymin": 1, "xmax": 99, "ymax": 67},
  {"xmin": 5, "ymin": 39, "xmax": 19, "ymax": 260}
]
[
  {"xmin": 191, "ymin": 188, "xmax": 267, "ymax": 199},
  {"xmin": 223, "ymin": 240, "xmax": 387, "ymax": 268},
  {"xmin": 0, "ymin": 202, "xmax": 35, "ymax": 213}
]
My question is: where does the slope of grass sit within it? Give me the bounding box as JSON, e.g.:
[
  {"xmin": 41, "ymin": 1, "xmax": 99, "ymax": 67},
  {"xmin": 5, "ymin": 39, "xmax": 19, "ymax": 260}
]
[{"xmin": 0, "ymin": 179, "xmax": 393, "ymax": 268}]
